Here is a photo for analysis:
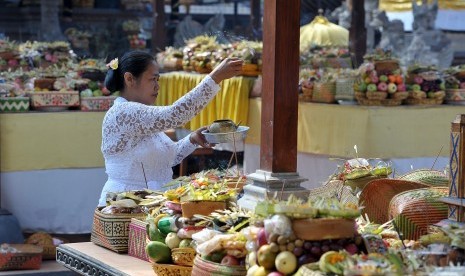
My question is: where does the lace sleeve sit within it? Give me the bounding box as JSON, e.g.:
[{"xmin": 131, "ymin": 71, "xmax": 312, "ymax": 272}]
[
  {"xmin": 172, "ymin": 135, "xmax": 197, "ymax": 166},
  {"xmin": 102, "ymin": 76, "xmax": 220, "ymax": 155}
]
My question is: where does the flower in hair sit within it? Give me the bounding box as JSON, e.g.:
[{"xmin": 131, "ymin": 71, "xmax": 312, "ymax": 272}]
[{"xmin": 107, "ymin": 58, "xmax": 118, "ymax": 70}]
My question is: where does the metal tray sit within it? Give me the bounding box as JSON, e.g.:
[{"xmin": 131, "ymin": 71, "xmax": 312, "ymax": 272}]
[{"xmin": 202, "ymin": 126, "xmax": 249, "ymax": 144}]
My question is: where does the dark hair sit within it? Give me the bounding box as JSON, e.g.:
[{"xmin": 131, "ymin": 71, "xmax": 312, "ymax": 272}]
[{"xmin": 104, "ymin": 50, "xmax": 155, "ymax": 93}]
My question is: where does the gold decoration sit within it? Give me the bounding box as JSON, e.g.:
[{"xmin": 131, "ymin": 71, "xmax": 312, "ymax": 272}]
[
  {"xmin": 380, "ymin": 0, "xmax": 465, "ymax": 12},
  {"xmin": 300, "ymin": 15, "xmax": 349, "ymax": 52}
]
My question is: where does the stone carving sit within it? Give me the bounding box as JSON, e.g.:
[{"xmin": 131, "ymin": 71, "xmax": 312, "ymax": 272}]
[
  {"xmin": 174, "ymin": 14, "xmax": 226, "ymax": 47},
  {"xmin": 412, "ymin": 0, "xmax": 438, "ymax": 31},
  {"xmin": 403, "ymin": 0, "xmax": 452, "ymax": 69}
]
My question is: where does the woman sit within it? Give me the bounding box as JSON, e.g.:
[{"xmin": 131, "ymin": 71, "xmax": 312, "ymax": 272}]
[{"xmin": 98, "ymin": 50, "xmax": 243, "ymax": 206}]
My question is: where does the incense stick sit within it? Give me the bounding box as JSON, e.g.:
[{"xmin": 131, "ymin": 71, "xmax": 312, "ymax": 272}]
[
  {"xmin": 431, "ymin": 145, "xmax": 444, "ymax": 170},
  {"xmin": 141, "ymin": 162, "xmax": 148, "ymax": 189}
]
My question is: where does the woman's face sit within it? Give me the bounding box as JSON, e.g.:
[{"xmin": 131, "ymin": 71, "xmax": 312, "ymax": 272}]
[{"xmin": 132, "ymin": 61, "xmax": 160, "ymax": 105}]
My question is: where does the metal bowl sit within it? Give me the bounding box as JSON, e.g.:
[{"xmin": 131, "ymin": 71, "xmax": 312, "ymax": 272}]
[{"xmin": 202, "ymin": 126, "xmax": 249, "ymax": 144}]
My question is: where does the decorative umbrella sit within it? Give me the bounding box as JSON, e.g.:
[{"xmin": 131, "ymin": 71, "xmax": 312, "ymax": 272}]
[{"xmin": 300, "ymin": 15, "xmax": 349, "ymax": 52}]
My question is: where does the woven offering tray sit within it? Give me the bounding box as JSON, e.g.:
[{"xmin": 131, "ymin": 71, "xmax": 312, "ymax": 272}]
[
  {"xmin": 355, "ymin": 91, "xmax": 403, "ymax": 106},
  {"xmin": 152, "ymin": 262, "xmax": 192, "ymax": 276},
  {"xmin": 0, "ymin": 244, "xmax": 43, "ymax": 271},
  {"xmin": 172, "ymin": 247, "xmax": 196, "ymax": 266},
  {"xmin": 445, "ymin": 89, "xmax": 465, "ymax": 105},
  {"xmin": 359, "ymin": 179, "xmax": 429, "ymax": 224},
  {"xmin": 405, "ymin": 91, "xmax": 445, "ymax": 105},
  {"xmin": 292, "ymin": 218, "xmax": 356, "ymax": 241},
  {"xmin": 202, "ymin": 126, "xmax": 249, "ymax": 144}
]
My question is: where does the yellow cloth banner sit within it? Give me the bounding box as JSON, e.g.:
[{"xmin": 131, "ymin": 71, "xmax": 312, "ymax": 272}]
[
  {"xmin": 380, "ymin": 0, "xmax": 465, "ymax": 11},
  {"xmin": 0, "ymin": 112, "xmax": 105, "ymax": 172},
  {"xmin": 156, "ymin": 72, "xmax": 255, "ymax": 131},
  {"xmin": 247, "ymin": 98, "xmax": 462, "ymax": 159}
]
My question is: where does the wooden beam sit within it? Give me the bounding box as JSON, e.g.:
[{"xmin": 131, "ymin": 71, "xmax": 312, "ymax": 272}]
[
  {"xmin": 260, "ymin": 0, "xmax": 300, "ymax": 173},
  {"xmin": 349, "ymin": 0, "xmax": 366, "ymax": 67},
  {"xmin": 250, "ymin": 0, "xmax": 261, "ymax": 34},
  {"xmin": 152, "ymin": 0, "xmax": 166, "ymax": 53}
]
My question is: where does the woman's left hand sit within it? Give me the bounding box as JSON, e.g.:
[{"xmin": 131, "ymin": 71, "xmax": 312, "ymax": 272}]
[{"xmin": 189, "ymin": 126, "xmax": 212, "ymax": 148}]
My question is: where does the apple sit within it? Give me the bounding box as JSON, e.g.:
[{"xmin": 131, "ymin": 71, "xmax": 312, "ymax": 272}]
[
  {"xmin": 367, "ymin": 83, "xmax": 377, "ymax": 92},
  {"xmin": 221, "ymin": 255, "xmax": 240, "ymax": 266},
  {"xmin": 275, "ymin": 251, "xmax": 297, "ymax": 275},
  {"xmin": 377, "ymin": 82, "xmax": 388, "ymax": 92},
  {"xmin": 364, "ymin": 77, "xmax": 372, "ymax": 84},
  {"xmin": 379, "ymin": 75, "xmax": 388, "ymax": 82},
  {"xmin": 397, "ymin": 83, "xmax": 406, "ymax": 92},
  {"xmin": 411, "ymin": 84, "xmax": 421, "ymax": 92},
  {"xmin": 257, "ymin": 228, "xmax": 268, "ymax": 247},
  {"xmin": 267, "ymin": 272, "xmax": 284, "ymax": 276},
  {"xmin": 370, "ymin": 75, "xmax": 379, "ymax": 84},
  {"xmin": 387, "ymin": 83, "xmax": 397, "ymax": 93},
  {"xmin": 414, "ymin": 75, "xmax": 424, "ymax": 84},
  {"xmin": 257, "ymin": 244, "xmax": 277, "ymax": 270},
  {"xmin": 357, "ymin": 82, "xmax": 367, "ymax": 92}
]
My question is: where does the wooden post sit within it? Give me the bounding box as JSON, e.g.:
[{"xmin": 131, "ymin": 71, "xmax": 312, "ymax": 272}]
[
  {"xmin": 442, "ymin": 114, "xmax": 465, "ymax": 224},
  {"xmin": 260, "ymin": 0, "xmax": 300, "ymax": 173},
  {"xmin": 152, "ymin": 0, "xmax": 166, "ymax": 53},
  {"xmin": 349, "ymin": 0, "xmax": 366, "ymax": 67},
  {"xmin": 250, "ymin": 0, "xmax": 261, "ymax": 36}
]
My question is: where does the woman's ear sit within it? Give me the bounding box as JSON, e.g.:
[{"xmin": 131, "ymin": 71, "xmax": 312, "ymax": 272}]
[{"xmin": 123, "ymin": 72, "xmax": 135, "ymax": 87}]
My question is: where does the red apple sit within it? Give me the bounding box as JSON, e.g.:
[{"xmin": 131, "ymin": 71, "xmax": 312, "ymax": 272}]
[
  {"xmin": 267, "ymin": 272, "xmax": 285, "ymax": 276},
  {"xmin": 257, "ymin": 227, "xmax": 268, "ymax": 247},
  {"xmin": 221, "ymin": 255, "xmax": 240, "ymax": 266}
]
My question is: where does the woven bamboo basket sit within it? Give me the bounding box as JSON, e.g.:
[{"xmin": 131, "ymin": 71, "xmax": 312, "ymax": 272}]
[
  {"xmin": 445, "ymin": 89, "xmax": 465, "ymax": 104},
  {"xmin": 359, "ymin": 179, "xmax": 429, "ymax": 224},
  {"xmin": 128, "ymin": 218, "xmax": 149, "ymax": 261},
  {"xmin": 366, "ymin": 91, "xmax": 388, "ymax": 100},
  {"xmin": 34, "ymin": 78, "xmax": 56, "ymax": 90},
  {"xmin": 374, "ymin": 59, "xmax": 399, "ymax": 73},
  {"xmin": 91, "ymin": 208, "xmax": 146, "ymax": 253},
  {"xmin": 335, "ymin": 78, "xmax": 356, "ymax": 101},
  {"xmin": 357, "ymin": 97, "xmax": 402, "ymax": 106},
  {"xmin": 181, "ymin": 201, "xmax": 226, "ymax": 218},
  {"xmin": 299, "ymin": 94, "xmax": 313, "ymax": 102},
  {"xmin": 392, "ymin": 91, "xmax": 409, "ymax": 100},
  {"xmin": 172, "ymin": 248, "xmax": 196, "ymax": 266},
  {"xmin": 0, "ymin": 244, "xmax": 43, "ymax": 271},
  {"xmin": 389, "ymin": 187, "xmax": 448, "ymax": 240},
  {"xmin": 405, "ymin": 91, "xmax": 445, "ymax": 105},
  {"xmin": 307, "ymin": 180, "xmax": 358, "ymax": 205},
  {"xmin": 191, "ymin": 255, "xmax": 247, "ymax": 276},
  {"xmin": 397, "ymin": 169, "xmax": 448, "ymax": 187},
  {"xmin": 152, "ymin": 263, "xmax": 192, "ymax": 276},
  {"xmin": 312, "ymin": 82, "xmax": 336, "ymax": 103},
  {"xmin": 241, "ymin": 63, "xmax": 260, "ymax": 77}
]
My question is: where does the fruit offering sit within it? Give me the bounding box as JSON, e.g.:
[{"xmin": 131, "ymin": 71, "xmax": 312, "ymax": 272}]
[
  {"xmin": 405, "ymin": 65, "xmax": 445, "ymax": 105},
  {"xmin": 354, "ymin": 60, "xmax": 408, "ymax": 105}
]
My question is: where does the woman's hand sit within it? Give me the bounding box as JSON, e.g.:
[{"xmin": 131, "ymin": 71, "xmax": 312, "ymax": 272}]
[
  {"xmin": 209, "ymin": 58, "xmax": 244, "ymax": 84},
  {"xmin": 189, "ymin": 126, "xmax": 213, "ymax": 148}
]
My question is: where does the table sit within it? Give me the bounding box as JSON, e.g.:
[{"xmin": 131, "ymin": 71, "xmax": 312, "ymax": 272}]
[
  {"xmin": 1, "ymin": 101, "xmax": 462, "ymax": 233},
  {"xmin": 56, "ymin": 242, "xmax": 153, "ymax": 276}
]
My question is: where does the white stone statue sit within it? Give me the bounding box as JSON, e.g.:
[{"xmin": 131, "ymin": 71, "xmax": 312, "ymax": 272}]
[{"xmin": 412, "ymin": 0, "xmax": 438, "ymax": 31}]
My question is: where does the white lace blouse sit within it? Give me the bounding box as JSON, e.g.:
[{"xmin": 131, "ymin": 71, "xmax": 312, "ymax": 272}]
[{"xmin": 98, "ymin": 75, "xmax": 220, "ymax": 206}]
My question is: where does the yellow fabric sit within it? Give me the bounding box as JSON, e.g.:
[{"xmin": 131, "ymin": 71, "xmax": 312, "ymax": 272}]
[
  {"xmin": 380, "ymin": 0, "xmax": 465, "ymax": 11},
  {"xmin": 155, "ymin": 72, "xmax": 255, "ymax": 131},
  {"xmin": 0, "ymin": 112, "xmax": 105, "ymax": 172},
  {"xmin": 300, "ymin": 15, "xmax": 349, "ymax": 51},
  {"xmin": 247, "ymin": 98, "xmax": 463, "ymax": 159}
]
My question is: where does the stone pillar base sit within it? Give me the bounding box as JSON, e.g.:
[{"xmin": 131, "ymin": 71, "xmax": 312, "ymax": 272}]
[{"xmin": 238, "ymin": 170, "xmax": 309, "ymax": 211}]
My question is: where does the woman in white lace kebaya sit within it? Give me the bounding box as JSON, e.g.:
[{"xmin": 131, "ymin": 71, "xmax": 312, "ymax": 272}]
[{"xmin": 98, "ymin": 51, "xmax": 243, "ymax": 206}]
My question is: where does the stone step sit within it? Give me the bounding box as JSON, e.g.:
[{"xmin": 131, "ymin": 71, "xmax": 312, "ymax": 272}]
[{"xmin": 0, "ymin": 261, "xmax": 78, "ymax": 276}]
